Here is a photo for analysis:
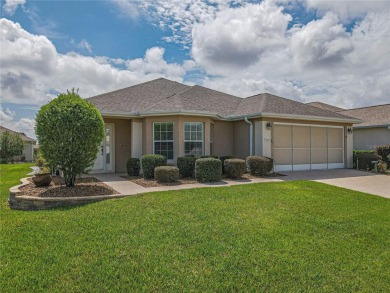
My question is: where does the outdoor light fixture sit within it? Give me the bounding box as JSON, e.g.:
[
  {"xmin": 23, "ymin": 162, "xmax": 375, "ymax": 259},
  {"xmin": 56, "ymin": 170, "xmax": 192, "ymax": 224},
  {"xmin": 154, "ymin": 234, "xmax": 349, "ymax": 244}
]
[
  {"xmin": 266, "ymin": 122, "xmax": 272, "ymax": 129},
  {"xmin": 347, "ymin": 127, "xmax": 353, "ymax": 134}
]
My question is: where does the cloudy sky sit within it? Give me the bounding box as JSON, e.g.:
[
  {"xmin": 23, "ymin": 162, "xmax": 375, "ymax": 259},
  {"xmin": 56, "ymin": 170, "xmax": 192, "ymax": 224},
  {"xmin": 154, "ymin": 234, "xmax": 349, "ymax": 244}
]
[{"xmin": 1, "ymin": 0, "xmax": 389, "ymax": 138}]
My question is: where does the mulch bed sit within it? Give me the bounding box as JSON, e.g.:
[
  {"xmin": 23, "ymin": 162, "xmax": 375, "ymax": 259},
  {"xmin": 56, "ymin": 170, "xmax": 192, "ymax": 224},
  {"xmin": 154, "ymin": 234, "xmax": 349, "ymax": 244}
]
[
  {"xmin": 121, "ymin": 172, "xmax": 283, "ymax": 188},
  {"xmin": 121, "ymin": 176, "xmax": 198, "ymax": 188},
  {"xmin": 19, "ymin": 177, "xmax": 117, "ymax": 198}
]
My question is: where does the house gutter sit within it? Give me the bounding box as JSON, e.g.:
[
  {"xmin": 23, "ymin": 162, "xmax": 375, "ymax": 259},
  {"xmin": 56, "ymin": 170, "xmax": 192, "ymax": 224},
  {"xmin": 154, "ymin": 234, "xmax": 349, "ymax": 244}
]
[{"xmin": 244, "ymin": 116, "xmax": 253, "ymax": 156}]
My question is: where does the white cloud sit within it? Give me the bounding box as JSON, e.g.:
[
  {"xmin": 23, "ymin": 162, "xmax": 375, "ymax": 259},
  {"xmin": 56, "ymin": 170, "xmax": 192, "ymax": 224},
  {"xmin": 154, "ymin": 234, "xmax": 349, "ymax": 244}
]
[
  {"xmin": 0, "ymin": 18, "xmax": 188, "ymax": 105},
  {"xmin": 192, "ymin": 1, "xmax": 292, "ymax": 72},
  {"xmin": 71, "ymin": 39, "xmax": 93, "ymax": 53},
  {"xmin": 304, "ymin": 0, "xmax": 390, "ymax": 22},
  {"xmin": 0, "ymin": 106, "xmax": 36, "ymax": 139},
  {"xmin": 2, "ymin": 0, "xmax": 25, "ymax": 15}
]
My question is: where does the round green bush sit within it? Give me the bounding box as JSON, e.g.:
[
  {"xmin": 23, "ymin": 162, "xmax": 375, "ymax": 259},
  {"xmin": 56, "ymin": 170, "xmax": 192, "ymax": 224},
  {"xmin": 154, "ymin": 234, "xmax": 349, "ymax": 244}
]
[
  {"xmin": 141, "ymin": 154, "xmax": 167, "ymax": 179},
  {"xmin": 220, "ymin": 155, "xmax": 234, "ymax": 174},
  {"xmin": 35, "ymin": 89, "xmax": 104, "ymax": 187},
  {"xmin": 195, "ymin": 158, "xmax": 222, "ymax": 182},
  {"xmin": 126, "ymin": 158, "xmax": 140, "ymax": 176},
  {"xmin": 224, "ymin": 159, "xmax": 246, "ymax": 179},
  {"xmin": 154, "ymin": 166, "xmax": 179, "ymax": 183},
  {"xmin": 177, "ymin": 156, "xmax": 197, "ymax": 178},
  {"xmin": 246, "ymin": 156, "xmax": 273, "ymax": 176}
]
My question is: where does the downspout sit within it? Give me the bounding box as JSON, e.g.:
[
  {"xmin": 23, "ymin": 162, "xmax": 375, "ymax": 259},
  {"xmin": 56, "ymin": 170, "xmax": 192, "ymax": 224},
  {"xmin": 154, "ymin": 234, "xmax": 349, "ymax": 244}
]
[{"xmin": 244, "ymin": 116, "xmax": 253, "ymax": 156}]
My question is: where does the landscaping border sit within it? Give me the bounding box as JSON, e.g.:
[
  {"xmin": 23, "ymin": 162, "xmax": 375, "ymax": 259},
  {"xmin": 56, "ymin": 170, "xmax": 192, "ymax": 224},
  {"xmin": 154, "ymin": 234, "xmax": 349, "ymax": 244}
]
[{"xmin": 9, "ymin": 177, "xmax": 125, "ymax": 210}]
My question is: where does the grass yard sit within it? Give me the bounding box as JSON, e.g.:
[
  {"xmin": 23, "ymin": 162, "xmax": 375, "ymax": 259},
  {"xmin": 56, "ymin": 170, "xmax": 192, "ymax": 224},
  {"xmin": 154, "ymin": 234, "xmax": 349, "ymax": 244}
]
[{"xmin": 1, "ymin": 164, "xmax": 390, "ymax": 292}]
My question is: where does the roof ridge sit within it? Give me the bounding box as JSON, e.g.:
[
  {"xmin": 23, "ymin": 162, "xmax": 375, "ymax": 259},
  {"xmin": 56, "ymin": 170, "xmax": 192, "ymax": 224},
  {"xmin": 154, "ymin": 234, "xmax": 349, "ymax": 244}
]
[
  {"xmin": 86, "ymin": 78, "xmax": 187, "ymax": 100},
  {"xmin": 341, "ymin": 103, "xmax": 390, "ymax": 111},
  {"xmin": 142, "ymin": 86, "xmax": 194, "ymax": 112}
]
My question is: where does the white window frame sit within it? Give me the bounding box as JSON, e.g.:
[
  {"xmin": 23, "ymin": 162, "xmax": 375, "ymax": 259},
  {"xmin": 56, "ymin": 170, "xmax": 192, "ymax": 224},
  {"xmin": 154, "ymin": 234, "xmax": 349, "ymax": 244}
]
[
  {"xmin": 184, "ymin": 122, "xmax": 204, "ymax": 157},
  {"xmin": 153, "ymin": 122, "xmax": 174, "ymax": 160}
]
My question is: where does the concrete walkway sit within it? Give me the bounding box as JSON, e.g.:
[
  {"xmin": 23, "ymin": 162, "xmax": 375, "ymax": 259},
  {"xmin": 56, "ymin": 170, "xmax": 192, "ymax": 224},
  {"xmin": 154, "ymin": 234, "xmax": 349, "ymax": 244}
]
[{"xmin": 93, "ymin": 169, "xmax": 389, "ymax": 199}]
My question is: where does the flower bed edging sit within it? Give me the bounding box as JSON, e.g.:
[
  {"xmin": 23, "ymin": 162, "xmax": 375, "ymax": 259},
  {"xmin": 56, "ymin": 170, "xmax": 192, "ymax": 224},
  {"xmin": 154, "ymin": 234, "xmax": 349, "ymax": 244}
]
[{"xmin": 9, "ymin": 177, "xmax": 125, "ymax": 211}]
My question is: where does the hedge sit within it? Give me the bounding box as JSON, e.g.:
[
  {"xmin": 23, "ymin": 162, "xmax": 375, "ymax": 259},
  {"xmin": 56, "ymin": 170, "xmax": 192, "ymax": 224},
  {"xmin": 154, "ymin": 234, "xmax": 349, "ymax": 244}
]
[
  {"xmin": 141, "ymin": 154, "xmax": 167, "ymax": 179},
  {"xmin": 154, "ymin": 166, "xmax": 179, "ymax": 183},
  {"xmin": 224, "ymin": 159, "xmax": 246, "ymax": 179},
  {"xmin": 356, "ymin": 153, "xmax": 382, "ymax": 171},
  {"xmin": 177, "ymin": 156, "xmax": 197, "ymax": 178},
  {"xmin": 195, "ymin": 158, "xmax": 222, "ymax": 182},
  {"xmin": 246, "ymin": 156, "xmax": 273, "ymax": 176},
  {"xmin": 126, "ymin": 158, "xmax": 140, "ymax": 176},
  {"xmin": 220, "ymin": 155, "xmax": 234, "ymax": 174},
  {"xmin": 200, "ymin": 155, "xmax": 219, "ymax": 159},
  {"xmin": 353, "ymin": 150, "xmax": 375, "ymax": 169}
]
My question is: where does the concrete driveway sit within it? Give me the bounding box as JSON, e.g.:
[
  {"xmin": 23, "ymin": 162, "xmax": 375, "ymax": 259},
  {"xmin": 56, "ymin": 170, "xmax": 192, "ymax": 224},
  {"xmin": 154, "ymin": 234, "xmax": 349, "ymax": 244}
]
[{"xmin": 280, "ymin": 169, "xmax": 390, "ymax": 198}]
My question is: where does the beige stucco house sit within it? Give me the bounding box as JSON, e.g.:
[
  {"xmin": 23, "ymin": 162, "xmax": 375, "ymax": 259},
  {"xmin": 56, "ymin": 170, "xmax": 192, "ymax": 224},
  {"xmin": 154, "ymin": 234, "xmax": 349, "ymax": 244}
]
[
  {"xmin": 308, "ymin": 102, "xmax": 390, "ymax": 150},
  {"xmin": 0, "ymin": 126, "xmax": 36, "ymax": 162},
  {"xmin": 87, "ymin": 78, "xmax": 360, "ymax": 173}
]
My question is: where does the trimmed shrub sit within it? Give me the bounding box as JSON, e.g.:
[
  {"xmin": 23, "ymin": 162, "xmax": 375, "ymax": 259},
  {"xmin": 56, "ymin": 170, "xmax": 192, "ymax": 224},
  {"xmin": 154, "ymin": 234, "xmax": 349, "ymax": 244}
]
[
  {"xmin": 356, "ymin": 153, "xmax": 382, "ymax": 170},
  {"xmin": 154, "ymin": 166, "xmax": 179, "ymax": 183},
  {"xmin": 200, "ymin": 155, "xmax": 219, "ymax": 159},
  {"xmin": 177, "ymin": 156, "xmax": 197, "ymax": 178},
  {"xmin": 224, "ymin": 159, "xmax": 246, "ymax": 179},
  {"xmin": 378, "ymin": 162, "xmax": 387, "ymax": 174},
  {"xmin": 195, "ymin": 158, "xmax": 222, "ymax": 182},
  {"xmin": 353, "ymin": 150, "xmax": 375, "ymax": 169},
  {"xmin": 376, "ymin": 145, "xmax": 390, "ymax": 167},
  {"xmin": 220, "ymin": 155, "xmax": 234, "ymax": 174},
  {"xmin": 246, "ymin": 156, "xmax": 273, "ymax": 176},
  {"xmin": 141, "ymin": 154, "xmax": 167, "ymax": 179},
  {"xmin": 126, "ymin": 158, "xmax": 140, "ymax": 176}
]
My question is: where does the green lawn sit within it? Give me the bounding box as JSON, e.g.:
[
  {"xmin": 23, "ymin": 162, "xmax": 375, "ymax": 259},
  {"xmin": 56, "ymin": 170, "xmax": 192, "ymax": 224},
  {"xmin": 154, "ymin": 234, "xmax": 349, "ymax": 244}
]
[{"xmin": 1, "ymin": 164, "xmax": 389, "ymax": 292}]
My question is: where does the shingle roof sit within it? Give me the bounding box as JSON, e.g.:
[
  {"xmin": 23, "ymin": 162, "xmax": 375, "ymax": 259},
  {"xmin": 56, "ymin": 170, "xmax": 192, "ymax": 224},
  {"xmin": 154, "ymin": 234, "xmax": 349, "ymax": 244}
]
[
  {"xmin": 234, "ymin": 93, "xmax": 355, "ymax": 120},
  {"xmin": 86, "ymin": 78, "xmax": 190, "ymax": 113},
  {"xmin": 306, "ymin": 101, "xmax": 344, "ymax": 112},
  {"xmin": 88, "ymin": 78, "xmax": 359, "ymax": 122},
  {"xmin": 0, "ymin": 126, "xmax": 36, "ymax": 143},
  {"xmin": 338, "ymin": 104, "xmax": 390, "ymax": 127}
]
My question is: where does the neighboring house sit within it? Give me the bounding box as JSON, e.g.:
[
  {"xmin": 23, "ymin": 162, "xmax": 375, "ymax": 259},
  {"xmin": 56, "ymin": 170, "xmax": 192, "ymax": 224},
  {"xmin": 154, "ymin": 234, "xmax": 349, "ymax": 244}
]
[
  {"xmin": 0, "ymin": 126, "xmax": 36, "ymax": 162},
  {"xmin": 338, "ymin": 105, "xmax": 390, "ymax": 150},
  {"xmin": 87, "ymin": 78, "xmax": 360, "ymax": 173},
  {"xmin": 309, "ymin": 102, "xmax": 390, "ymax": 150}
]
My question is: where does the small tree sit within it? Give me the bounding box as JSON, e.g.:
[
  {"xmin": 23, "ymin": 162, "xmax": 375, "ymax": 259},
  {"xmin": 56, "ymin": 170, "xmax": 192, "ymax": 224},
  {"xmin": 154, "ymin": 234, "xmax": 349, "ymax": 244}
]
[
  {"xmin": 0, "ymin": 131, "xmax": 24, "ymax": 163},
  {"xmin": 35, "ymin": 89, "xmax": 104, "ymax": 187}
]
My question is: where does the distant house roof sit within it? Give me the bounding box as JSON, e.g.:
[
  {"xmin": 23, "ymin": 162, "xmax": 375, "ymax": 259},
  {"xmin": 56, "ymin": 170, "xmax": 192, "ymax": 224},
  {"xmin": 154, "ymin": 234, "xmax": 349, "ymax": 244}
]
[
  {"xmin": 0, "ymin": 126, "xmax": 36, "ymax": 143},
  {"xmin": 338, "ymin": 104, "xmax": 390, "ymax": 128},
  {"xmin": 88, "ymin": 78, "xmax": 360, "ymax": 123},
  {"xmin": 306, "ymin": 101, "xmax": 345, "ymax": 112}
]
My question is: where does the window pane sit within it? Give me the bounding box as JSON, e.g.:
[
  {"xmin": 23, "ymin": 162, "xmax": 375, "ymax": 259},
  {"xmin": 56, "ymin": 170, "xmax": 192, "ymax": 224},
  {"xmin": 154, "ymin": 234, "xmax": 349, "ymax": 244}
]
[
  {"xmin": 185, "ymin": 123, "xmax": 190, "ymax": 131},
  {"xmin": 196, "ymin": 132, "xmax": 203, "ymax": 141},
  {"xmin": 191, "ymin": 124, "xmax": 196, "ymax": 131},
  {"xmin": 197, "ymin": 123, "xmax": 203, "ymax": 131},
  {"xmin": 154, "ymin": 132, "xmax": 160, "ymax": 140},
  {"xmin": 167, "ymin": 132, "xmax": 173, "ymax": 141},
  {"xmin": 185, "ymin": 132, "xmax": 190, "ymax": 140},
  {"xmin": 161, "ymin": 132, "xmax": 167, "ymax": 141},
  {"xmin": 167, "ymin": 123, "xmax": 173, "ymax": 131},
  {"xmin": 154, "ymin": 123, "xmax": 160, "ymax": 131},
  {"xmin": 191, "ymin": 132, "xmax": 197, "ymax": 140}
]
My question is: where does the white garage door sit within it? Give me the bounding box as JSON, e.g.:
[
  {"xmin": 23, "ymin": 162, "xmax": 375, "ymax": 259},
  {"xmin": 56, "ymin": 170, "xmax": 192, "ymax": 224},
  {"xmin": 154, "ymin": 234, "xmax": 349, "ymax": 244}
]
[{"xmin": 273, "ymin": 123, "xmax": 344, "ymax": 172}]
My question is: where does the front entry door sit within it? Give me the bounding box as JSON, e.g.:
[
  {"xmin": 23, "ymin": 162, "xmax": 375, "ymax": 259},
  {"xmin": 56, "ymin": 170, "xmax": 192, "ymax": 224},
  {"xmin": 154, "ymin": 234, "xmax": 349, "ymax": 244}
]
[{"xmin": 92, "ymin": 124, "xmax": 114, "ymax": 172}]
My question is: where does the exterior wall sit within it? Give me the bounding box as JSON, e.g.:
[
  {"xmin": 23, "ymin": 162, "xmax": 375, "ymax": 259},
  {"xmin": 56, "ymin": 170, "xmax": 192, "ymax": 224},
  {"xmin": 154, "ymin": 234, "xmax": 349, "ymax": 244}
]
[
  {"xmin": 353, "ymin": 127, "xmax": 390, "ymax": 150},
  {"xmin": 233, "ymin": 121, "xmax": 250, "ymax": 159},
  {"xmin": 213, "ymin": 121, "xmax": 234, "ymax": 156},
  {"xmin": 104, "ymin": 118, "xmax": 131, "ymax": 173}
]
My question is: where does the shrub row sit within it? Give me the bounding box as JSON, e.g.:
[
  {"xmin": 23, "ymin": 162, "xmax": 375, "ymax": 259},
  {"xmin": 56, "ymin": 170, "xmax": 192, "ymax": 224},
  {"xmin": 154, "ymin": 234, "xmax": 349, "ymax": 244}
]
[
  {"xmin": 355, "ymin": 153, "xmax": 382, "ymax": 171},
  {"xmin": 127, "ymin": 154, "xmax": 274, "ymax": 183}
]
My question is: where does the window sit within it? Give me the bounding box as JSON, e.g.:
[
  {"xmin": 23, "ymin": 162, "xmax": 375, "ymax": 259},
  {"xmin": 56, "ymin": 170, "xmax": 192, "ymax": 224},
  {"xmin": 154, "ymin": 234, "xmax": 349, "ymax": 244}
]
[
  {"xmin": 184, "ymin": 122, "xmax": 204, "ymax": 157},
  {"xmin": 153, "ymin": 122, "xmax": 174, "ymax": 160}
]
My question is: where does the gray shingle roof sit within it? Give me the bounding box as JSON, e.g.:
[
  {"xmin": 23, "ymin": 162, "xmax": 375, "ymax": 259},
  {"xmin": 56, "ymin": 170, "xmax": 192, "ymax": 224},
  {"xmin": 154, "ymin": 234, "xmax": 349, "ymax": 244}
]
[
  {"xmin": 306, "ymin": 101, "xmax": 344, "ymax": 112},
  {"xmin": 338, "ymin": 104, "xmax": 390, "ymax": 127},
  {"xmin": 0, "ymin": 126, "xmax": 36, "ymax": 143},
  {"xmin": 86, "ymin": 78, "xmax": 190, "ymax": 113},
  {"xmin": 234, "ymin": 93, "xmax": 356, "ymax": 120},
  {"xmin": 88, "ymin": 78, "xmax": 359, "ymax": 122}
]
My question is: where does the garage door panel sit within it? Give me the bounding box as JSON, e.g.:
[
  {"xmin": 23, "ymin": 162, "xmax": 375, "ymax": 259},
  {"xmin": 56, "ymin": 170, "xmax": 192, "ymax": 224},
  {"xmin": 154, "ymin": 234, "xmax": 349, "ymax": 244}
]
[
  {"xmin": 293, "ymin": 126, "xmax": 310, "ymax": 148},
  {"xmin": 273, "ymin": 125, "xmax": 292, "ymax": 148},
  {"xmin": 311, "ymin": 127, "xmax": 327, "ymax": 148},
  {"xmin": 328, "ymin": 148, "xmax": 343, "ymax": 163},
  {"xmin": 311, "ymin": 148, "xmax": 327, "ymax": 164},
  {"xmin": 293, "ymin": 149, "xmax": 310, "ymax": 164},
  {"xmin": 328, "ymin": 128, "xmax": 343, "ymax": 148},
  {"xmin": 274, "ymin": 149, "xmax": 292, "ymax": 165}
]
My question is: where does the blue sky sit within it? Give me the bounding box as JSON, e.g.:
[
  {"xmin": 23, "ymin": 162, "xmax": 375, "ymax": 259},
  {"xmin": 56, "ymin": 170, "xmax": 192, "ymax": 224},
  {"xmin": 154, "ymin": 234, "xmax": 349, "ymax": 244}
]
[{"xmin": 1, "ymin": 0, "xmax": 389, "ymax": 138}]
